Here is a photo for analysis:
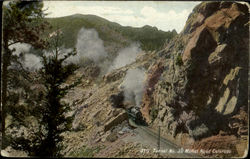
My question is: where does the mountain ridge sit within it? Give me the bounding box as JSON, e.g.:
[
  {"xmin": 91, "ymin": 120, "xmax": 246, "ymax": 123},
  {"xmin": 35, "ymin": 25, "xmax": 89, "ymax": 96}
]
[{"xmin": 45, "ymin": 14, "xmax": 177, "ymax": 51}]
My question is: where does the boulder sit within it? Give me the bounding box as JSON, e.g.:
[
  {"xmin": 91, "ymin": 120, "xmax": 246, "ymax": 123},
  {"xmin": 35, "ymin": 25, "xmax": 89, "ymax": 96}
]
[
  {"xmin": 106, "ymin": 131, "xmax": 118, "ymax": 142},
  {"xmin": 104, "ymin": 110, "xmax": 128, "ymax": 132}
]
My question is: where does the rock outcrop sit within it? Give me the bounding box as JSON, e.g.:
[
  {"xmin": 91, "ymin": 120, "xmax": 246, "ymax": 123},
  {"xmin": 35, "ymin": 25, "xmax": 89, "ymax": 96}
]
[
  {"xmin": 140, "ymin": 2, "xmax": 248, "ymax": 155},
  {"xmin": 104, "ymin": 110, "xmax": 128, "ymax": 132},
  {"xmin": 141, "ymin": 60, "xmax": 165, "ymax": 123}
]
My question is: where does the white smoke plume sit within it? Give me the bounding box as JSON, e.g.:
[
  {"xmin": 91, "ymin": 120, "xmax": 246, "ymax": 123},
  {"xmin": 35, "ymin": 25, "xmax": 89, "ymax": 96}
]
[
  {"xmin": 9, "ymin": 43, "xmax": 42, "ymax": 71},
  {"xmin": 9, "ymin": 42, "xmax": 31, "ymax": 56},
  {"xmin": 23, "ymin": 53, "xmax": 42, "ymax": 71},
  {"xmin": 70, "ymin": 27, "xmax": 107, "ymax": 64},
  {"xmin": 108, "ymin": 43, "xmax": 142, "ymax": 72},
  {"xmin": 121, "ymin": 68, "xmax": 146, "ymax": 107}
]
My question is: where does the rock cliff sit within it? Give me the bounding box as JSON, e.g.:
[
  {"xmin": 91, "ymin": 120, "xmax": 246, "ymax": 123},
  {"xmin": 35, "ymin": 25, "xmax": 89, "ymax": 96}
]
[{"xmin": 140, "ymin": 2, "xmax": 248, "ymax": 156}]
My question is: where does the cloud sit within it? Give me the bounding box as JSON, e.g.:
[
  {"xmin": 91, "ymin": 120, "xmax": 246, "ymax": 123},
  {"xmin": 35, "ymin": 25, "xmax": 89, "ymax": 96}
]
[
  {"xmin": 44, "ymin": 2, "xmax": 134, "ymax": 18},
  {"xmin": 139, "ymin": 6, "xmax": 191, "ymax": 32},
  {"xmin": 104, "ymin": 8, "xmax": 190, "ymax": 33},
  {"xmin": 141, "ymin": 6, "xmax": 158, "ymax": 17}
]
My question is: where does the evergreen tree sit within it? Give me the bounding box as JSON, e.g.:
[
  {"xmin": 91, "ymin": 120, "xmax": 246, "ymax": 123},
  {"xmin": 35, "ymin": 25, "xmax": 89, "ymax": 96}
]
[
  {"xmin": 1, "ymin": 1, "xmax": 48, "ymax": 147},
  {"xmin": 37, "ymin": 29, "xmax": 80, "ymax": 157}
]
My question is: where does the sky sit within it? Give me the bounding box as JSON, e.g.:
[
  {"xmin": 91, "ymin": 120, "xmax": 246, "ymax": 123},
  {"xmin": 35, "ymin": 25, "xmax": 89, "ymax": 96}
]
[{"xmin": 43, "ymin": 1, "xmax": 201, "ymax": 33}]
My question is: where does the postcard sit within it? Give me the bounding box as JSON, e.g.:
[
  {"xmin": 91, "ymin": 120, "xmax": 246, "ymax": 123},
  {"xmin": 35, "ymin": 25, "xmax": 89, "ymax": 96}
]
[{"xmin": 1, "ymin": 1, "xmax": 249, "ymax": 158}]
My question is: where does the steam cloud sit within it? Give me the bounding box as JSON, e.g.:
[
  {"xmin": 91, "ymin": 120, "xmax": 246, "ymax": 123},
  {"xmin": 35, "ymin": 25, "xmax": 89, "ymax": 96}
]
[
  {"xmin": 68, "ymin": 27, "xmax": 107, "ymax": 64},
  {"xmin": 8, "ymin": 28, "xmax": 143, "ymax": 75},
  {"xmin": 9, "ymin": 43, "xmax": 42, "ymax": 71},
  {"xmin": 65, "ymin": 27, "xmax": 143, "ymax": 77},
  {"xmin": 23, "ymin": 53, "xmax": 42, "ymax": 71},
  {"xmin": 108, "ymin": 43, "xmax": 142, "ymax": 72},
  {"xmin": 10, "ymin": 42, "xmax": 31, "ymax": 56},
  {"xmin": 8, "ymin": 27, "xmax": 108, "ymax": 72},
  {"xmin": 121, "ymin": 68, "xmax": 146, "ymax": 107}
]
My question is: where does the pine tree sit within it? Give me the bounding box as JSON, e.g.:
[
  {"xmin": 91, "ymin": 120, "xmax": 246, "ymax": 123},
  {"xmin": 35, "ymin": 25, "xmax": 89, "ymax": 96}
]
[
  {"xmin": 1, "ymin": 0, "xmax": 48, "ymax": 148},
  {"xmin": 37, "ymin": 29, "xmax": 81, "ymax": 157}
]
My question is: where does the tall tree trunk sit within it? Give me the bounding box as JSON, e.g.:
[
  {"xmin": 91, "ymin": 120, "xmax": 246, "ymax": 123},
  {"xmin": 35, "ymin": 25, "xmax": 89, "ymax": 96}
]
[
  {"xmin": 1, "ymin": 40, "xmax": 11, "ymax": 149},
  {"xmin": 0, "ymin": 0, "xmax": 2, "ymax": 135}
]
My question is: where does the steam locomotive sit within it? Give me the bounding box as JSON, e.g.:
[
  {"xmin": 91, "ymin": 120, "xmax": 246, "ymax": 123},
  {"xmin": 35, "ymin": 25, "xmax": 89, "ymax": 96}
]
[{"xmin": 127, "ymin": 107, "xmax": 147, "ymax": 126}]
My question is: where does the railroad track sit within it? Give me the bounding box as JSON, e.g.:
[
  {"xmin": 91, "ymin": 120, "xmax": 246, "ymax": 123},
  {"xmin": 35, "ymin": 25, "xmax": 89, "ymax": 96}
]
[{"xmin": 129, "ymin": 118, "xmax": 203, "ymax": 158}]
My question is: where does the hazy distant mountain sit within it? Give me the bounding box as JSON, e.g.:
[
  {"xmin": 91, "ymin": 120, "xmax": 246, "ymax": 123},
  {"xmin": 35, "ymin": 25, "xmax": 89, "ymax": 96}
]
[{"xmin": 45, "ymin": 14, "xmax": 177, "ymax": 51}]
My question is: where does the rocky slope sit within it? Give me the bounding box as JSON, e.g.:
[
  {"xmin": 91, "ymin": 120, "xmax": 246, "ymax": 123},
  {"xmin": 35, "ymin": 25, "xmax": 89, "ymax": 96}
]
[
  {"xmin": 59, "ymin": 49, "xmax": 159, "ymax": 157},
  {"xmin": 140, "ymin": 1, "xmax": 249, "ymax": 157}
]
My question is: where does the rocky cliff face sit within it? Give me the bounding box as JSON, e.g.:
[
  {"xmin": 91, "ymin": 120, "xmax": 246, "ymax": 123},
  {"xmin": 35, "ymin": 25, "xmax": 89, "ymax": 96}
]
[{"xmin": 140, "ymin": 1, "xmax": 248, "ymax": 155}]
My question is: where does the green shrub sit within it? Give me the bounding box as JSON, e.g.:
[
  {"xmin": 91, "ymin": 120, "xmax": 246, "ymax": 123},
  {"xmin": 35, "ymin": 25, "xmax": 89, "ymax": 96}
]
[
  {"xmin": 176, "ymin": 54, "xmax": 183, "ymax": 66},
  {"xmin": 150, "ymin": 107, "xmax": 159, "ymax": 121}
]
